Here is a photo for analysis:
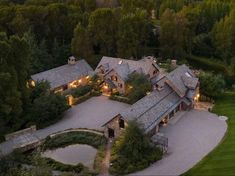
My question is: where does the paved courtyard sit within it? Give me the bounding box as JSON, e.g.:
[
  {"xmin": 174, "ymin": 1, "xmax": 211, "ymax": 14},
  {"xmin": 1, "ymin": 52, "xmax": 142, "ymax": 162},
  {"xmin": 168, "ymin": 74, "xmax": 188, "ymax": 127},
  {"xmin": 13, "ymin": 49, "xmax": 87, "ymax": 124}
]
[
  {"xmin": 131, "ymin": 110, "xmax": 227, "ymax": 176},
  {"xmin": 0, "ymin": 96, "xmax": 129, "ymax": 155}
]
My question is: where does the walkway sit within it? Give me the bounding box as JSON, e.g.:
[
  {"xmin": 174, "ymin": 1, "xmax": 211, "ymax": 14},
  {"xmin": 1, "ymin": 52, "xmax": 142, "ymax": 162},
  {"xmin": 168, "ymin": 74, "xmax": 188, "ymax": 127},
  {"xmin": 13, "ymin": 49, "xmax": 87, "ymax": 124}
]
[
  {"xmin": 130, "ymin": 110, "xmax": 227, "ymax": 176},
  {"xmin": 0, "ymin": 96, "xmax": 129, "ymax": 156},
  {"xmin": 99, "ymin": 140, "xmax": 112, "ymax": 176}
]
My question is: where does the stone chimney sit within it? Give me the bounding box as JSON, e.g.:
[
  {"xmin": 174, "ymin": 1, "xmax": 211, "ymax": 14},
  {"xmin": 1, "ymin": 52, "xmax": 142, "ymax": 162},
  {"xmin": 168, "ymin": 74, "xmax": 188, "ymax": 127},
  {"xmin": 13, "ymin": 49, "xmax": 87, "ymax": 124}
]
[
  {"xmin": 171, "ymin": 60, "xmax": 177, "ymax": 68},
  {"xmin": 68, "ymin": 56, "xmax": 76, "ymax": 65}
]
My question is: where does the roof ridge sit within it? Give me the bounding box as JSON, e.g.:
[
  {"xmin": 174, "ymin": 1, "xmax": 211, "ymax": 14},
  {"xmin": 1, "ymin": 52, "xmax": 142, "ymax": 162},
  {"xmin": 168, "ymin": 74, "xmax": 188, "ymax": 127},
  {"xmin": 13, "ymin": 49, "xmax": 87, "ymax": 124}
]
[
  {"xmin": 134, "ymin": 89, "xmax": 174, "ymax": 120},
  {"xmin": 145, "ymin": 98, "xmax": 182, "ymax": 131}
]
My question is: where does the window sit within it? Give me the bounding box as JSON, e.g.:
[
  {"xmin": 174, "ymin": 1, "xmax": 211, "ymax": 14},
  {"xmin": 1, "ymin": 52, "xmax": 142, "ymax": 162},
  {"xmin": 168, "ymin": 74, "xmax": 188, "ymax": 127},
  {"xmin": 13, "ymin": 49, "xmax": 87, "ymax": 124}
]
[
  {"xmin": 153, "ymin": 70, "xmax": 158, "ymax": 75},
  {"xmin": 100, "ymin": 69, "xmax": 105, "ymax": 74},
  {"xmin": 118, "ymin": 83, "xmax": 123, "ymax": 88},
  {"xmin": 108, "ymin": 128, "xmax": 115, "ymax": 138},
  {"xmin": 185, "ymin": 72, "xmax": 192, "ymax": 77},
  {"xmin": 118, "ymin": 60, "xmax": 123, "ymax": 65},
  {"xmin": 119, "ymin": 119, "xmax": 125, "ymax": 128},
  {"xmin": 111, "ymin": 75, "xmax": 118, "ymax": 81}
]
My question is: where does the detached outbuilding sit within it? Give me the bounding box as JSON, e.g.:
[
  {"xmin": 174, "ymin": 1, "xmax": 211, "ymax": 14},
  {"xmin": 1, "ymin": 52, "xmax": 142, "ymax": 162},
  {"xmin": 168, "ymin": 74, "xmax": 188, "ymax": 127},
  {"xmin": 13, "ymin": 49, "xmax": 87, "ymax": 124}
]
[{"xmin": 30, "ymin": 56, "xmax": 94, "ymax": 93}]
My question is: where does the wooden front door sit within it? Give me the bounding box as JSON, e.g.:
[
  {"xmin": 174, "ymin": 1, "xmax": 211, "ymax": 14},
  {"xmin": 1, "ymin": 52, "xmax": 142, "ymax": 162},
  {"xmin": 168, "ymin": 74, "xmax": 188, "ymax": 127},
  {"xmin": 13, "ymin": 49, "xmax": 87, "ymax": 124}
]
[{"xmin": 108, "ymin": 128, "xmax": 115, "ymax": 138}]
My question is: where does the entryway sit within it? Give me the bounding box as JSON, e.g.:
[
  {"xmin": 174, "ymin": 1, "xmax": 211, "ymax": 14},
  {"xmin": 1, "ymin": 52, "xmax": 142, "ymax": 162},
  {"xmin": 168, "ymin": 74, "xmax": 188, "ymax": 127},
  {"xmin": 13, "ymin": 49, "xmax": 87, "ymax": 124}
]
[{"xmin": 108, "ymin": 128, "xmax": 115, "ymax": 138}]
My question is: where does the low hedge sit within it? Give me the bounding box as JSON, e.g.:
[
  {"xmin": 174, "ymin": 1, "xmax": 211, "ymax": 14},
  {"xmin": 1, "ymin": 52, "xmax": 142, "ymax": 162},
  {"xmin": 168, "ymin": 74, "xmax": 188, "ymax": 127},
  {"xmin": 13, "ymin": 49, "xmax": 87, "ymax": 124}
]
[
  {"xmin": 70, "ymin": 85, "xmax": 93, "ymax": 98},
  {"xmin": 41, "ymin": 157, "xmax": 97, "ymax": 175},
  {"xmin": 72, "ymin": 90, "xmax": 101, "ymax": 105},
  {"xmin": 109, "ymin": 95, "xmax": 131, "ymax": 104},
  {"xmin": 43, "ymin": 131, "xmax": 107, "ymax": 151}
]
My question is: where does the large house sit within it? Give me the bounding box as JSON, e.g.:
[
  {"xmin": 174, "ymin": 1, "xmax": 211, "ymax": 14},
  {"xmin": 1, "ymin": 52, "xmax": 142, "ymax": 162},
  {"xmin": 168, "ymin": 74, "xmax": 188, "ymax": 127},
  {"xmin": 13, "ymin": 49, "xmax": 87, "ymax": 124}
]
[
  {"xmin": 103, "ymin": 65, "xmax": 199, "ymax": 138},
  {"xmin": 95, "ymin": 56, "xmax": 161, "ymax": 94},
  {"xmin": 30, "ymin": 56, "xmax": 94, "ymax": 93}
]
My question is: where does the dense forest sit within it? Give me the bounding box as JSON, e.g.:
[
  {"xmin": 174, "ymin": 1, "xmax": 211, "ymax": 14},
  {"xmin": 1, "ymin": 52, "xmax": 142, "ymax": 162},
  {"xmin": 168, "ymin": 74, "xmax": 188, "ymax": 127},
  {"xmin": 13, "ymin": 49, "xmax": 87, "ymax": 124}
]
[{"xmin": 0, "ymin": 0, "xmax": 235, "ymax": 139}]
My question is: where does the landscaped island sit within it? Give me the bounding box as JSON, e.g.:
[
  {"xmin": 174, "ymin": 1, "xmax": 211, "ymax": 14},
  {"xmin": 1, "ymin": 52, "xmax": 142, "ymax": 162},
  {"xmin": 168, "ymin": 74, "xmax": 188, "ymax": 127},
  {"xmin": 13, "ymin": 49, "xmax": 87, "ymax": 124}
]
[{"xmin": 0, "ymin": 131, "xmax": 107, "ymax": 175}]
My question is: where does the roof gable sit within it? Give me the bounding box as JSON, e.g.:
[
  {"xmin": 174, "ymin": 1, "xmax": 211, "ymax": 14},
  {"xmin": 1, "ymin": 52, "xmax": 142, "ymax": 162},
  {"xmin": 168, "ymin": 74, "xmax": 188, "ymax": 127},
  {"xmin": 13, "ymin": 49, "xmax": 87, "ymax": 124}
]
[
  {"xmin": 95, "ymin": 56, "xmax": 160, "ymax": 79},
  {"xmin": 165, "ymin": 65, "xmax": 198, "ymax": 97}
]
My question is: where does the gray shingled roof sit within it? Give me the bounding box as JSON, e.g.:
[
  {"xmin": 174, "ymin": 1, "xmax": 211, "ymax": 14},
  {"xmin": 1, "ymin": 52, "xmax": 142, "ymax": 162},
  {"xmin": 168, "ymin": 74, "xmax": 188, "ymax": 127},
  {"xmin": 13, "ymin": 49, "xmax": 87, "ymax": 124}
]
[
  {"xmin": 103, "ymin": 64, "xmax": 199, "ymax": 133},
  {"xmin": 31, "ymin": 60, "xmax": 94, "ymax": 89},
  {"xmin": 120, "ymin": 84, "xmax": 183, "ymax": 132},
  {"xmin": 166, "ymin": 65, "xmax": 198, "ymax": 97},
  {"xmin": 117, "ymin": 65, "xmax": 198, "ymax": 132},
  {"xmin": 95, "ymin": 56, "xmax": 160, "ymax": 81}
]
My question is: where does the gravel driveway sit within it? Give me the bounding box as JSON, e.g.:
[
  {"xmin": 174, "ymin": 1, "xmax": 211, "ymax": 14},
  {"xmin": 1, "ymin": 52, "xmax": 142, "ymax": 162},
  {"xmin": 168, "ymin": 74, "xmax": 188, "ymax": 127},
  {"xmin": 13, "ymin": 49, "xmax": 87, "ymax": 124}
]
[
  {"xmin": 0, "ymin": 96, "xmax": 129, "ymax": 155},
  {"xmin": 34, "ymin": 95, "xmax": 129, "ymax": 139},
  {"xmin": 131, "ymin": 110, "xmax": 227, "ymax": 176}
]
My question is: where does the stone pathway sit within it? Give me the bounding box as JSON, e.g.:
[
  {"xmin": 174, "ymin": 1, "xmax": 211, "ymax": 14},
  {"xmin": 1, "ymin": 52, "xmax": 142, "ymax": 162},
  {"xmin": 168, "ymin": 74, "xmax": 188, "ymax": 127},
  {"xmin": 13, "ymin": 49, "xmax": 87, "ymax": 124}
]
[{"xmin": 99, "ymin": 140, "xmax": 112, "ymax": 176}]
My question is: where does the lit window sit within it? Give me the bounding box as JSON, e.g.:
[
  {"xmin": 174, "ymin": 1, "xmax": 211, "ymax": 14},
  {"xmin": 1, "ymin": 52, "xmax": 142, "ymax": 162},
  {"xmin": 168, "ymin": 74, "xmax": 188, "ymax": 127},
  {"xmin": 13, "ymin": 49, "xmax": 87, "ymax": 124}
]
[
  {"xmin": 111, "ymin": 75, "xmax": 118, "ymax": 81},
  {"xmin": 31, "ymin": 80, "xmax": 35, "ymax": 87},
  {"xmin": 118, "ymin": 60, "xmax": 123, "ymax": 65}
]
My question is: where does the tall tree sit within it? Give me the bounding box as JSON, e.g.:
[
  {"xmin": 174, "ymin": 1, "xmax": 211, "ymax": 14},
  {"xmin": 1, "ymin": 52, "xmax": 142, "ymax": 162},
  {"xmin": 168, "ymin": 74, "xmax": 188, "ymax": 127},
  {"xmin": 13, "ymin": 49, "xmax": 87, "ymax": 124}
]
[
  {"xmin": 71, "ymin": 23, "xmax": 92, "ymax": 59},
  {"xmin": 212, "ymin": 9, "xmax": 235, "ymax": 64},
  {"xmin": 117, "ymin": 10, "xmax": 149, "ymax": 58},
  {"xmin": 160, "ymin": 9, "xmax": 189, "ymax": 59},
  {"xmin": 88, "ymin": 8, "xmax": 117, "ymax": 55}
]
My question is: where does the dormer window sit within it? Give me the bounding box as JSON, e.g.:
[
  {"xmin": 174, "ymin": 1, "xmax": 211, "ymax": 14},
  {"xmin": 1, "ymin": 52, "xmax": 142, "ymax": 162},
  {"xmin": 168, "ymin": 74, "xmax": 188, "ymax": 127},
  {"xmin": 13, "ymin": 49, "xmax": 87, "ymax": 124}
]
[{"xmin": 185, "ymin": 72, "xmax": 192, "ymax": 78}]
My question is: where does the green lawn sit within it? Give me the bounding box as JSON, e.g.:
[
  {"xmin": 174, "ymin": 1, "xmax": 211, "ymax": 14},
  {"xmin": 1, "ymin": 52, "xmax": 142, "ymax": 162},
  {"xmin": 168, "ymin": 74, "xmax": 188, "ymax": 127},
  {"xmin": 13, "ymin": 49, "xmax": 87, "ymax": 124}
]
[{"xmin": 184, "ymin": 92, "xmax": 235, "ymax": 175}]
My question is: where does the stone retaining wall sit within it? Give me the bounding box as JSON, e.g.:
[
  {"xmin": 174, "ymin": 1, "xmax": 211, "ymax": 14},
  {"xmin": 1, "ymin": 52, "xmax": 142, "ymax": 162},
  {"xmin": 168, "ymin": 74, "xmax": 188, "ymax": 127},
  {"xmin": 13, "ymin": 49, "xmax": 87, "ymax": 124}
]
[{"xmin": 5, "ymin": 125, "xmax": 36, "ymax": 141}]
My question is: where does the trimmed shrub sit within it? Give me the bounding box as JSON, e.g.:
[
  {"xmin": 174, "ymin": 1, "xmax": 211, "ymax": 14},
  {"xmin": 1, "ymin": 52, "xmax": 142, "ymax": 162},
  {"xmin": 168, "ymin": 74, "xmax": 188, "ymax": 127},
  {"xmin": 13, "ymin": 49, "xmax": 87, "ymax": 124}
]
[
  {"xmin": 43, "ymin": 131, "xmax": 107, "ymax": 150},
  {"xmin": 109, "ymin": 95, "xmax": 131, "ymax": 104}
]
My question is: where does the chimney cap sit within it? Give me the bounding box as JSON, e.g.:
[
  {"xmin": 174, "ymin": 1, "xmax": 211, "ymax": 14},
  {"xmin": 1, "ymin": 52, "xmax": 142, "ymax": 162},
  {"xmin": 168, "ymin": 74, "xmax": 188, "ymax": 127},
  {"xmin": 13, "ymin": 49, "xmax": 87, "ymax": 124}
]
[{"xmin": 68, "ymin": 56, "xmax": 77, "ymax": 65}]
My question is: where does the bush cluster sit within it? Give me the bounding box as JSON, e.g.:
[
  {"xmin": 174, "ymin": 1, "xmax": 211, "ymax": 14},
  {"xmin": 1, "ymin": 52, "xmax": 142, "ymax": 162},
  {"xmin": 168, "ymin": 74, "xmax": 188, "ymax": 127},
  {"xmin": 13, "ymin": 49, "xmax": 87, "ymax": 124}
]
[{"xmin": 110, "ymin": 121, "xmax": 162, "ymax": 175}]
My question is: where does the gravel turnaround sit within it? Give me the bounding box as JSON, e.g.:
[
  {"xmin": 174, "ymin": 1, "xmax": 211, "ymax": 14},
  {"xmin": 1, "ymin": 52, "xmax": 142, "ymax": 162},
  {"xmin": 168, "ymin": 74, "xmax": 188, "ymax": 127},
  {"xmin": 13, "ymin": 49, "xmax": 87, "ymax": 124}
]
[{"xmin": 130, "ymin": 110, "xmax": 227, "ymax": 176}]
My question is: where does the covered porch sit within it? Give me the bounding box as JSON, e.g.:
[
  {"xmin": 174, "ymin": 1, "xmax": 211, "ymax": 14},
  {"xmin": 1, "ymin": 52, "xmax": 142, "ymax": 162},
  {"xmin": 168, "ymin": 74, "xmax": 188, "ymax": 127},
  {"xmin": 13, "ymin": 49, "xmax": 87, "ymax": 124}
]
[{"xmin": 100, "ymin": 79, "xmax": 118, "ymax": 96}]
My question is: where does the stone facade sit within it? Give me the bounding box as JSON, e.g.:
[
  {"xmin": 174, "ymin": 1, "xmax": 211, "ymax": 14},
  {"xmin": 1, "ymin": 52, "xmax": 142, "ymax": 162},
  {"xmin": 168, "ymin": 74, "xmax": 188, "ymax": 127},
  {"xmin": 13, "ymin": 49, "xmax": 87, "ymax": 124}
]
[
  {"xmin": 105, "ymin": 70, "xmax": 126, "ymax": 93},
  {"xmin": 103, "ymin": 115, "xmax": 128, "ymax": 138},
  {"xmin": 95, "ymin": 56, "xmax": 161, "ymax": 94}
]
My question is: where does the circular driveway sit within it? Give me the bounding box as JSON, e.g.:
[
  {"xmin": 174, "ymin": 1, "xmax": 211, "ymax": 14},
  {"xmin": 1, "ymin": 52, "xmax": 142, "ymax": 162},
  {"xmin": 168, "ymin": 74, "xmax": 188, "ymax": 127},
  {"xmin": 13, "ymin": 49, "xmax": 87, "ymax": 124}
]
[
  {"xmin": 131, "ymin": 110, "xmax": 227, "ymax": 176},
  {"xmin": 34, "ymin": 96, "xmax": 129, "ymax": 139}
]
